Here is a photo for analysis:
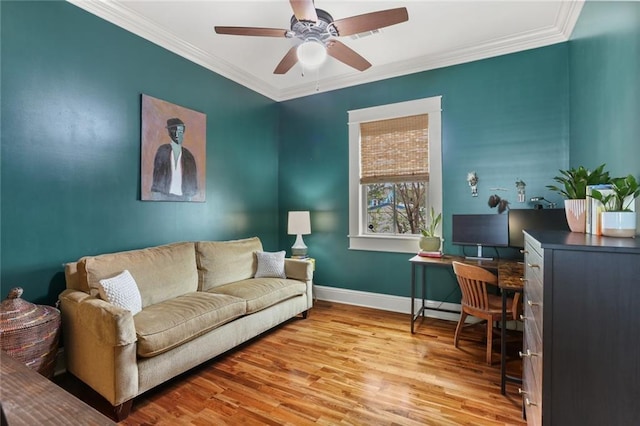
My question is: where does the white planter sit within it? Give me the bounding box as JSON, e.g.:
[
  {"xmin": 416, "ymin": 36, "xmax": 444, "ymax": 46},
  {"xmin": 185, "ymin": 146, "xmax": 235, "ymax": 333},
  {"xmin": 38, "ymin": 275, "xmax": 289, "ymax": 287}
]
[
  {"xmin": 601, "ymin": 211, "xmax": 637, "ymax": 238},
  {"xmin": 564, "ymin": 199, "xmax": 586, "ymax": 233}
]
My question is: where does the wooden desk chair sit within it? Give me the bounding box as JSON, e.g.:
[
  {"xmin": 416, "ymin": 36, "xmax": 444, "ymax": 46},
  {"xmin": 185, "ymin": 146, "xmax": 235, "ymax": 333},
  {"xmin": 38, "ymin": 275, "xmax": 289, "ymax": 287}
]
[{"xmin": 452, "ymin": 261, "xmax": 520, "ymax": 364}]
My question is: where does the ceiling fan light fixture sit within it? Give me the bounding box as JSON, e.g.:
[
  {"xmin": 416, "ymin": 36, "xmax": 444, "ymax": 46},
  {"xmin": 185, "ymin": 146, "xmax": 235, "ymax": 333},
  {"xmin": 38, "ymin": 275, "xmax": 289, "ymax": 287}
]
[{"xmin": 296, "ymin": 40, "xmax": 327, "ymax": 69}]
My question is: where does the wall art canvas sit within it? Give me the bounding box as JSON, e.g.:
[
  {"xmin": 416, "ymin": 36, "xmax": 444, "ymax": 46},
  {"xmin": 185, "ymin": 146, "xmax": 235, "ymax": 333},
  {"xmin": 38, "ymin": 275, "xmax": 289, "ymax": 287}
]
[{"xmin": 141, "ymin": 94, "xmax": 206, "ymax": 202}]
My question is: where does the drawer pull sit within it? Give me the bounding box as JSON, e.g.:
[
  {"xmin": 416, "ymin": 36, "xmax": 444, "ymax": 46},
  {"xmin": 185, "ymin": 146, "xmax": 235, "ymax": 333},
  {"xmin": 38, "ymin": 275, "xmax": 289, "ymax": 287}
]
[
  {"xmin": 518, "ymin": 388, "xmax": 528, "ymax": 396},
  {"xmin": 525, "ymin": 398, "xmax": 537, "ymax": 407},
  {"xmin": 519, "ymin": 349, "xmax": 539, "ymax": 358},
  {"xmin": 527, "ymin": 263, "xmax": 540, "ymax": 269},
  {"xmin": 527, "ymin": 300, "xmax": 541, "ymax": 307},
  {"xmin": 521, "ymin": 249, "xmax": 528, "ymax": 255},
  {"xmin": 520, "ymin": 277, "xmax": 528, "ymax": 283},
  {"xmin": 519, "ymin": 314, "xmax": 530, "ymax": 321}
]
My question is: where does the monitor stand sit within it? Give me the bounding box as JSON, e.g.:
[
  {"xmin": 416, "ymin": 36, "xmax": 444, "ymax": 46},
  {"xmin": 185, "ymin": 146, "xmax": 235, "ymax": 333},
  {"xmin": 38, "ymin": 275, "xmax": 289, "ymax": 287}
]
[{"xmin": 465, "ymin": 244, "xmax": 494, "ymax": 261}]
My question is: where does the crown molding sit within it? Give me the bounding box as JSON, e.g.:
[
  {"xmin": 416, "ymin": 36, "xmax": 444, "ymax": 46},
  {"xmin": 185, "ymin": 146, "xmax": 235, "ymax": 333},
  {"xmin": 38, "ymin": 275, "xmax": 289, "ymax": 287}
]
[{"xmin": 67, "ymin": 0, "xmax": 584, "ymax": 102}]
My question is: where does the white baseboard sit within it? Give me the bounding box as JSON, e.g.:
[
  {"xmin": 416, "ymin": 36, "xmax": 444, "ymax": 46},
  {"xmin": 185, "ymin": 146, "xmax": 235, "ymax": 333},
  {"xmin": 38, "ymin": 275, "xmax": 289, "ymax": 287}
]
[
  {"xmin": 313, "ymin": 284, "xmax": 463, "ymax": 323},
  {"xmin": 313, "ymin": 284, "xmax": 521, "ymax": 330}
]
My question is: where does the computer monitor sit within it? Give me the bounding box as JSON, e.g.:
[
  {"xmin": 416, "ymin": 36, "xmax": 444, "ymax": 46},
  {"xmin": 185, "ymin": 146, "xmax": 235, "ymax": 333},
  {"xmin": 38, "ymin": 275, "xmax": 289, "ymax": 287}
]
[
  {"xmin": 451, "ymin": 214, "xmax": 509, "ymax": 260},
  {"xmin": 508, "ymin": 208, "xmax": 569, "ymax": 248}
]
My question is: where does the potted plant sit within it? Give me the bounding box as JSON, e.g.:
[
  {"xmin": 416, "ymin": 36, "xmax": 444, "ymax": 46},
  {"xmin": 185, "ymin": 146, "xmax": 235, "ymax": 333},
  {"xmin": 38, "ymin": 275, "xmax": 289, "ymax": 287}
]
[
  {"xmin": 590, "ymin": 174, "xmax": 639, "ymax": 237},
  {"xmin": 546, "ymin": 164, "xmax": 610, "ymax": 232},
  {"xmin": 420, "ymin": 207, "xmax": 442, "ymax": 251}
]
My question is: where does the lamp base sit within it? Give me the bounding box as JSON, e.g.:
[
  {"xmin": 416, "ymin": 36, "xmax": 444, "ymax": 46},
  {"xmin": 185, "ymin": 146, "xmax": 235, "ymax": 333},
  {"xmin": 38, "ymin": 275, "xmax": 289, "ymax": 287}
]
[{"xmin": 291, "ymin": 234, "xmax": 308, "ymax": 257}]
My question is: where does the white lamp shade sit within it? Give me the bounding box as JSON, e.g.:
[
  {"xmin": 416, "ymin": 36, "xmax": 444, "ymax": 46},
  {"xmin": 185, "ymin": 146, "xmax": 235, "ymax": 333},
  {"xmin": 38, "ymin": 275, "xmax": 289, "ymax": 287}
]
[
  {"xmin": 288, "ymin": 211, "xmax": 311, "ymax": 235},
  {"xmin": 296, "ymin": 41, "xmax": 327, "ymax": 69}
]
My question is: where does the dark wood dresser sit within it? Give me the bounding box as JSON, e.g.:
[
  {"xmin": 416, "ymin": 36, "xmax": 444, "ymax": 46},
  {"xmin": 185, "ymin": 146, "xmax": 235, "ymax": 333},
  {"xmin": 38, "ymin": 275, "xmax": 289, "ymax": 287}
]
[{"xmin": 521, "ymin": 230, "xmax": 640, "ymax": 425}]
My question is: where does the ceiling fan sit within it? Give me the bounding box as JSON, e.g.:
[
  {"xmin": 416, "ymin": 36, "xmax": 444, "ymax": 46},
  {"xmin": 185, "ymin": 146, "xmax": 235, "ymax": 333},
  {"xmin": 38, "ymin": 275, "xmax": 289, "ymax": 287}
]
[{"xmin": 214, "ymin": 0, "xmax": 408, "ymax": 74}]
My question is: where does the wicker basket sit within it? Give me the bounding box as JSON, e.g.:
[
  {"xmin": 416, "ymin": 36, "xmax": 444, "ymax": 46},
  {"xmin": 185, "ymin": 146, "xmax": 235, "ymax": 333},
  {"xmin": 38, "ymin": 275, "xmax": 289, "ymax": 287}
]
[{"xmin": 0, "ymin": 287, "xmax": 61, "ymax": 378}]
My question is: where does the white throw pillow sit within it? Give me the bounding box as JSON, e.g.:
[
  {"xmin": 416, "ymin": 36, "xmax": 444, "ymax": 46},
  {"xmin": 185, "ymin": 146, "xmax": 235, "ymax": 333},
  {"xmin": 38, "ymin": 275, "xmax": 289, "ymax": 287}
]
[
  {"xmin": 98, "ymin": 270, "xmax": 143, "ymax": 315},
  {"xmin": 254, "ymin": 251, "xmax": 287, "ymax": 279}
]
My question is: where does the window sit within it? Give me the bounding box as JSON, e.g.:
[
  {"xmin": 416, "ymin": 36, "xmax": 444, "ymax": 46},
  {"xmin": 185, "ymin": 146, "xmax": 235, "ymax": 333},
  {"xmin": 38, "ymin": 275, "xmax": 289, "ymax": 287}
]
[{"xmin": 348, "ymin": 96, "xmax": 442, "ymax": 253}]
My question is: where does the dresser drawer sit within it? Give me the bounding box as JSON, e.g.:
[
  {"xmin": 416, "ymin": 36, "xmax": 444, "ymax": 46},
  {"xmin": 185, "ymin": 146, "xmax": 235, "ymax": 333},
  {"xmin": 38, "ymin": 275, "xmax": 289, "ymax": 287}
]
[
  {"xmin": 523, "ymin": 283, "xmax": 543, "ymax": 336},
  {"xmin": 523, "ymin": 316, "xmax": 542, "ymax": 376},
  {"xmin": 522, "ymin": 353, "xmax": 542, "ymax": 426},
  {"xmin": 522, "ymin": 318, "xmax": 542, "ymax": 426},
  {"xmin": 524, "ymin": 246, "xmax": 543, "ymax": 286}
]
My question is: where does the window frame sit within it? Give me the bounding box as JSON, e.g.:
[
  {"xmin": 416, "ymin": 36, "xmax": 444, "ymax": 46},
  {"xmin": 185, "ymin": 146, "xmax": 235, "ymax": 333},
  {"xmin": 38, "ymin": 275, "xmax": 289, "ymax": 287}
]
[{"xmin": 348, "ymin": 96, "xmax": 443, "ymax": 253}]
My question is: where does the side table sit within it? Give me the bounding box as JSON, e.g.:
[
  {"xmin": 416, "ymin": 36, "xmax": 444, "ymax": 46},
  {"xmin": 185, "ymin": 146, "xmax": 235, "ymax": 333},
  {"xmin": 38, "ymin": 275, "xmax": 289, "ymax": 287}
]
[{"xmin": 290, "ymin": 256, "xmax": 316, "ymax": 300}]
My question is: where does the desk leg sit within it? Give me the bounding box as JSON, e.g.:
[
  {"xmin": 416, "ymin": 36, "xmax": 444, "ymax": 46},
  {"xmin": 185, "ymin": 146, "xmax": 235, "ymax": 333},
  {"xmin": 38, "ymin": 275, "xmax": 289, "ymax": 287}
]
[
  {"xmin": 421, "ymin": 265, "xmax": 426, "ymax": 320},
  {"xmin": 411, "ymin": 263, "xmax": 416, "ymax": 333},
  {"xmin": 501, "ymin": 290, "xmax": 507, "ymax": 395}
]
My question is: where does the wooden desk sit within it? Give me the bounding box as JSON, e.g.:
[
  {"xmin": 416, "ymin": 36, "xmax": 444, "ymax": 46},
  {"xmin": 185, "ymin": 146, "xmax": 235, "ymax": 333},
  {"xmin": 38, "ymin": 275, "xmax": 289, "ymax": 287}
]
[
  {"xmin": 409, "ymin": 254, "xmax": 523, "ymax": 331},
  {"xmin": 409, "ymin": 254, "xmax": 524, "ymax": 395},
  {"xmin": 0, "ymin": 351, "xmax": 115, "ymax": 425}
]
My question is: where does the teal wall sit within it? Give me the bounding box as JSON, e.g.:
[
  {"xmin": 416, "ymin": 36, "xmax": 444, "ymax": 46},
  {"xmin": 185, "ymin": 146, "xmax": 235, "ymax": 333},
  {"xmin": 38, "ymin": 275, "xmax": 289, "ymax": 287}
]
[
  {"xmin": 569, "ymin": 1, "xmax": 640, "ymax": 178},
  {"xmin": 1, "ymin": 1, "xmax": 279, "ymax": 304},
  {"xmin": 2, "ymin": 1, "xmax": 638, "ymax": 306},
  {"xmin": 278, "ymin": 45, "xmax": 570, "ymax": 299}
]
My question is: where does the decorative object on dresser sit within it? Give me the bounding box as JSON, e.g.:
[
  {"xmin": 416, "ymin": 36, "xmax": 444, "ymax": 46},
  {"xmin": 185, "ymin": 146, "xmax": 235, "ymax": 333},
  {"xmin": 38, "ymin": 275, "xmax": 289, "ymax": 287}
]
[
  {"xmin": 546, "ymin": 164, "xmax": 610, "ymax": 233},
  {"xmin": 288, "ymin": 211, "xmax": 312, "ymax": 257},
  {"xmin": 589, "ymin": 174, "xmax": 639, "ymax": 237},
  {"xmin": 451, "ymin": 261, "xmax": 520, "ymax": 365},
  {"xmin": 520, "ymin": 230, "xmax": 640, "ymax": 425},
  {"xmin": 0, "ymin": 288, "xmax": 61, "ymax": 379}
]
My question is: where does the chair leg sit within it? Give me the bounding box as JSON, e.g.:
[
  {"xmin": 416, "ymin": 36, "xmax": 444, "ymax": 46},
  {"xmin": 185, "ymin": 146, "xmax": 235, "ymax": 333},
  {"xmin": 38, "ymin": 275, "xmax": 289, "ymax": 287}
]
[
  {"xmin": 454, "ymin": 311, "xmax": 468, "ymax": 348},
  {"xmin": 486, "ymin": 319, "xmax": 493, "ymax": 365}
]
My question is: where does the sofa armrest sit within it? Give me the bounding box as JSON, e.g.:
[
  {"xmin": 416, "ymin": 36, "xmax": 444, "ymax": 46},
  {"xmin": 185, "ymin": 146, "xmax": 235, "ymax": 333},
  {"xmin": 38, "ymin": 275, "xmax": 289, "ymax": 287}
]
[
  {"xmin": 284, "ymin": 258, "xmax": 314, "ymax": 282},
  {"xmin": 59, "ymin": 289, "xmax": 139, "ymax": 407},
  {"xmin": 60, "ymin": 289, "xmax": 137, "ymax": 346}
]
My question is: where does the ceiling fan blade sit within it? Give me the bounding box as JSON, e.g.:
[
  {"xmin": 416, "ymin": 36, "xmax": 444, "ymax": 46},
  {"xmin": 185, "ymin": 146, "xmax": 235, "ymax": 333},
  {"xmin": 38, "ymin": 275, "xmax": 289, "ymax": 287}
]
[
  {"xmin": 215, "ymin": 26, "xmax": 289, "ymax": 37},
  {"xmin": 332, "ymin": 7, "xmax": 408, "ymax": 36},
  {"xmin": 326, "ymin": 40, "xmax": 371, "ymax": 72},
  {"xmin": 289, "ymin": 0, "xmax": 318, "ymax": 22},
  {"xmin": 274, "ymin": 46, "xmax": 299, "ymax": 74}
]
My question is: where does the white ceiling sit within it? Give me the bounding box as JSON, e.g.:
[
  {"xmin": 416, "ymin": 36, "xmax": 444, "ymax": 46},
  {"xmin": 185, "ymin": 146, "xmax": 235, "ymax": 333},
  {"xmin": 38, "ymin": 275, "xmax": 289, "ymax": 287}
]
[{"xmin": 68, "ymin": 1, "xmax": 584, "ymax": 101}]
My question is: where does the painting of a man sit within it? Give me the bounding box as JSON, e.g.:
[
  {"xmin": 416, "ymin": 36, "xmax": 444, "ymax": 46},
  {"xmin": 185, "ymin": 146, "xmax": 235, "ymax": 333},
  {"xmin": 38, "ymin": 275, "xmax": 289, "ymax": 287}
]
[
  {"xmin": 151, "ymin": 118, "xmax": 198, "ymax": 200},
  {"xmin": 141, "ymin": 95, "xmax": 206, "ymax": 202}
]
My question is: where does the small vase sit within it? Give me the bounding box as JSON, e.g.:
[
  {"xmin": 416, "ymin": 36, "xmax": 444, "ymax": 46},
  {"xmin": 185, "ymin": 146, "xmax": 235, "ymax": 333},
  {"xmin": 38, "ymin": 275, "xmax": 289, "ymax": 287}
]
[
  {"xmin": 564, "ymin": 199, "xmax": 586, "ymax": 233},
  {"xmin": 601, "ymin": 211, "xmax": 637, "ymax": 238},
  {"xmin": 419, "ymin": 236, "xmax": 441, "ymax": 252}
]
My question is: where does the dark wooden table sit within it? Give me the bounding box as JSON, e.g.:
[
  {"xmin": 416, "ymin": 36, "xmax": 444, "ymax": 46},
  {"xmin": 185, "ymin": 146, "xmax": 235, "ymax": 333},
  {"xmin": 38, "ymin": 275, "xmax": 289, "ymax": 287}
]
[{"xmin": 1, "ymin": 351, "xmax": 115, "ymax": 425}]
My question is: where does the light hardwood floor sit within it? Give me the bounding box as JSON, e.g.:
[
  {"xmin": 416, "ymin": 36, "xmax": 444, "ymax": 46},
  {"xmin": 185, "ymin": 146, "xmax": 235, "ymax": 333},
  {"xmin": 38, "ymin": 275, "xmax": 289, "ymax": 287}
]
[{"xmin": 57, "ymin": 301, "xmax": 526, "ymax": 425}]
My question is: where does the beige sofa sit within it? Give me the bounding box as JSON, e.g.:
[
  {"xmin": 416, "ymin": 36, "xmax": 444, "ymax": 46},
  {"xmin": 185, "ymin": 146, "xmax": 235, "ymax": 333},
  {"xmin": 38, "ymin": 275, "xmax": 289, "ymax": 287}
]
[{"xmin": 58, "ymin": 237, "xmax": 313, "ymax": 420}]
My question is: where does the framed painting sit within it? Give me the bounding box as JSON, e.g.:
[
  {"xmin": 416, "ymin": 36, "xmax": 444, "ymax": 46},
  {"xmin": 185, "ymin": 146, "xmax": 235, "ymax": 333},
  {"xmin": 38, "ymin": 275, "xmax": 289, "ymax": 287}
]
[{"xmin": 141, "ymin": 94, "xmax": 206, "ymax": 202}]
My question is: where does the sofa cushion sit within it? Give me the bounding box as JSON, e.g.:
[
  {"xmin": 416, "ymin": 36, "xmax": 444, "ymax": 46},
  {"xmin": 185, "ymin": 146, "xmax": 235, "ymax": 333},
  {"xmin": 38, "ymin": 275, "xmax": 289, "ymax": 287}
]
[
  {"xmin": 134, "ymin": 292, "xmax": 246, "ymax": 358},
  {"xmin": 208, "ymin": 278, "xmax": 306, "ymax": 314},
  {"xmin": 254, "ymin": 251, "xmax": 286, "ymax": 279},
  {"xmin": 97, "ymin": 270, "xmax": 143, "ymax": 315},
  {"xmin": 196, "ymin": 237, "xmax": 263, "ymax": 291},
  {"xmin": 81, "ymin": 242, "xmax": 198, "ymax": 308}
]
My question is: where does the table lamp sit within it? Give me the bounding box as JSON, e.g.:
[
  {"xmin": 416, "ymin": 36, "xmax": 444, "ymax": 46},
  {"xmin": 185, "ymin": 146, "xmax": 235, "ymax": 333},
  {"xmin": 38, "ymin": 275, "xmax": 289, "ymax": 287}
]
[{"xmin": 288, "ymin": 211, "xmax": 311, "ymax": 257}]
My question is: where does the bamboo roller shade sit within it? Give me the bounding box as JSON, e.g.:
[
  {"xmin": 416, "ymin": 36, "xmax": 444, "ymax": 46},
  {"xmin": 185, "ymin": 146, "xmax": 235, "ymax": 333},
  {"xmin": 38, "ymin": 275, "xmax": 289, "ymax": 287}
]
[{"xmin": 360, "ymin": 114, "xmax": 429, "ymax": 184}]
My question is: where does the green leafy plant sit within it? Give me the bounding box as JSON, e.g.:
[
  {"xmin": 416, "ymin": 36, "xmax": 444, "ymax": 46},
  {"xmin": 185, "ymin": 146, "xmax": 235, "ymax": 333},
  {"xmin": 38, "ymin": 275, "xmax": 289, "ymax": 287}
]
[
  {"xmin": 546, "ymin": 164, "xmax": 610, "ymax": 199},
  {"xmin": 420, "ymin": 207, "xmax": 442, "ymax": 237},
  {"xmin": 590, "ymin": 174, "xmax": 640, "ymax": 212}
]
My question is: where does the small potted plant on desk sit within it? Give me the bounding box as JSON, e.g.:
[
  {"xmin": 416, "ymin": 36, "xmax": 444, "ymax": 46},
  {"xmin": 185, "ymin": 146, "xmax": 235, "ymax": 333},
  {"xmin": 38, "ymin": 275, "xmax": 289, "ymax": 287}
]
[
  {"xmin": 590, "ymin": 174, "xmax": 640, "ymax": 238},
  {"xmin": 420, "ymin": 207, "xmax": 442, "ymax": 252},
  {"xmin": 546, "ymin": 164, "xmax": 610, "ymax": 232}
]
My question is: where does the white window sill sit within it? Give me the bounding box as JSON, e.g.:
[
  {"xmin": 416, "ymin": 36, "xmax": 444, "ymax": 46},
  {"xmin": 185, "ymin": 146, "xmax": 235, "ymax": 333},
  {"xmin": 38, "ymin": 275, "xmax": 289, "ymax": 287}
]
[{"xmin": 348, "ymin": 235, "xmax": 420, "ymax": 254}]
